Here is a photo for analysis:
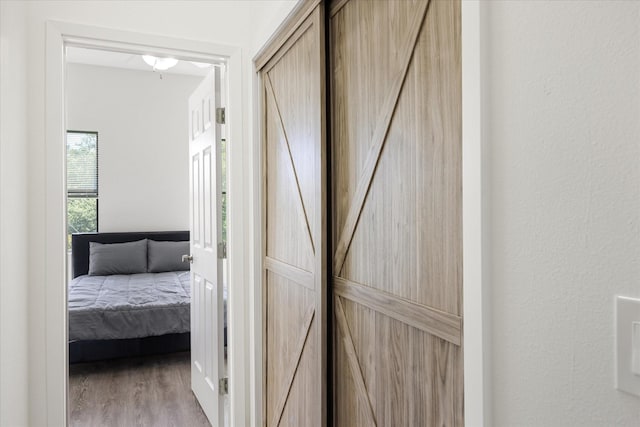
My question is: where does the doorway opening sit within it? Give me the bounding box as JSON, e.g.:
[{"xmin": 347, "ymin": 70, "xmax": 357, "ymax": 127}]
[
  {"xmin": 45, "ymin": 23, "xmax": 242, "ymax": 426},
  {"xmin": 64, "ymin": 45, "xmax": 229, "ymax": 427}
]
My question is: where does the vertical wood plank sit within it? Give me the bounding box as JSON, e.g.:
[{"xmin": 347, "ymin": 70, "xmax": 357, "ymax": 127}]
[{"xmin": 414, "ymin": 0, "xmax": 462, "ymax": 315}]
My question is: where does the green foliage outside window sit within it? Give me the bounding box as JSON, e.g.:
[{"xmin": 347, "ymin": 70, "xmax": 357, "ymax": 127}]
[{"xmin": 67, "ymin": 198, "xmax": 98, "ymax": 248}]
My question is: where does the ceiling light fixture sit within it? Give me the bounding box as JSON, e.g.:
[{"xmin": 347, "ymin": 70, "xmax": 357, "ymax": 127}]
[{"xmin": 142, "ymin": 55, "xmax": 178, "ymax": 71}]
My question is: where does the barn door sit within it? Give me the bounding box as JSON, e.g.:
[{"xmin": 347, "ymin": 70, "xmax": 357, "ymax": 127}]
[
  {"xmin": 188, "ymin": 67, "xmax": 225, "ymax": 426},
  {"xmin": 256, "ymin": 2, "xmax": 327, "ymax": 426},
  {"xmin": 330, "ymin": 0, "xmax": 463, "ymax": 425}
]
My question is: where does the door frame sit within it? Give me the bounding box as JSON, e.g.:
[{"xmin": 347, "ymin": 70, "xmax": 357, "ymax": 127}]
[
  {"xmin": 250, "ymin": 1, "xmax": 490, "ymax": 426},
  {"xmin": 461, "ymin": 1, "xmax": 490, "ymax": 425},
  {"xmin": 45, "ymin": 21, "xmax": 247, "ymax": 426}
]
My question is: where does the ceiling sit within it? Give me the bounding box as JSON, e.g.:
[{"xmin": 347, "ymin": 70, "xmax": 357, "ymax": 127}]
[{"xmin": 65, "ymin": 46, "xmax": 221, "ymax": 77}]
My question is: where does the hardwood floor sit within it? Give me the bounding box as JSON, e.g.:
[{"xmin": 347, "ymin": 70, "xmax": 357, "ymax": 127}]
[{"xmin": 69, "ymin": 352, "xmax": 215, "ymax": 427}]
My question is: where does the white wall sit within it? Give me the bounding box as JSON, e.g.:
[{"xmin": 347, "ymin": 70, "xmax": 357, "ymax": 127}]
[
  {"xmin": 0, "ymin": 1, "xmax": 29, "ymax": 426},
  {"xmin": 0, "ymin": 1, "xmax": 297, "ymax": 425},
  {"xmin": 67, "ymin": 63, "xmax": 201, "ymax": 232},
  {"xmin": 485, "ymin": 1, "xmax": 640, "ymax": 426}
]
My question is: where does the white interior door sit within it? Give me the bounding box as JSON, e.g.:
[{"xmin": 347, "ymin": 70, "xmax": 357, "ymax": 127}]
[{"xmin": 188, "ymin": 67, "xmax": 225, "ymax": 427}]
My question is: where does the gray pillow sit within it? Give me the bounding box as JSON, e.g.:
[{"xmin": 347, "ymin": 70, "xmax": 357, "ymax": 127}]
[
  {"xmin": 148, "ymin": 240, "xmax": 190, "ymax": 273},
  {"xmin": 88, "ymin": 239, "xmax": 148, "ymax": 276}
]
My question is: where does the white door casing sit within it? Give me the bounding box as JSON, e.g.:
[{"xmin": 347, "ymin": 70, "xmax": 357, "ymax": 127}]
[
  {"xmin": 189, "ymin": 67, "xmax": 225, "ymax": 426},
  {"xmin": 43, "ymin": 21, "xmax": 249, "ymax": 427}
]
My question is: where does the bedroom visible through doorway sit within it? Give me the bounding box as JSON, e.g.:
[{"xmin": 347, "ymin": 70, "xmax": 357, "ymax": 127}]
[{"xmin": 64, "ymin": 46, "xmax": 229, "ymax": 427}]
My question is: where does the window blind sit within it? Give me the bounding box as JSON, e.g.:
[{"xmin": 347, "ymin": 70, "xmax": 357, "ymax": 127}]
[{"xmin": 67, "ymin": 131, "xmax": 98, "ymax": 196}]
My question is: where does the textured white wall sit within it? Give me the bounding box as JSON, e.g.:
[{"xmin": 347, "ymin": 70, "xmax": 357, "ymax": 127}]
[
  {"xmin": 67, "ymin": 63, "xmax": 200, "ymax": 232},
  {"xmin": 486, "ymin": 1, "xmax": 640, "ymax": 426},
  {"xmin": 0, "ymin": 1, "xmax": 29, "ymax": 425}
]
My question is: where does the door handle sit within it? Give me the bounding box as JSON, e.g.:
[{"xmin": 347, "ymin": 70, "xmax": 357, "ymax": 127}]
[{"xmin": 182, "ymin": 254, "xmax": 194, "ymax": 263}]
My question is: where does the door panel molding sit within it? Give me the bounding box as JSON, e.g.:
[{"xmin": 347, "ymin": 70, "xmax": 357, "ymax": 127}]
[
  {"xmin": 265, "ymin": 257, "xmax": 315, "ymax": 291},
  {"xmin": 328, "ymin": 0, "xmax": 349, "ymax": 18},
  {"xmin": 335, "ymin": 277, "xmax": 462, "ymax": 346},
  {"xmin": 254, "ymin": 0, "xmax": 321, "ymax": 71}
]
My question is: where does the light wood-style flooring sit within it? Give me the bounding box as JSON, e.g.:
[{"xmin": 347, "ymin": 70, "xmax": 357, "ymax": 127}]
[{"xmin": 69, "ymin": 352, "xmax": 212, "ymax": 427}]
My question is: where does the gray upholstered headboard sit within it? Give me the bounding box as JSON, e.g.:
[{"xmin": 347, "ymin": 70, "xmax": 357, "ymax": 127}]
[{"xmin": 71, "ymin": 231, "xmax": 189, "ymax": 278}]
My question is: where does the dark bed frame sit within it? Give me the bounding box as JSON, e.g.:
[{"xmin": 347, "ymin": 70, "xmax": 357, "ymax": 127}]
[{"xmin": 69, "ymin": 230, "xmax": 190, "ymax": 364}]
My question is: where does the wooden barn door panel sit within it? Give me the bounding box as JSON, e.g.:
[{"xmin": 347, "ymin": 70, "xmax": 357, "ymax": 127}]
[
  {"xmin": 330, "ymin": 0, "xmax": 463, "ymax": 425},
  {"xmin": 258, "ymin": 2, "xmax": 326, "ymax": 426}
]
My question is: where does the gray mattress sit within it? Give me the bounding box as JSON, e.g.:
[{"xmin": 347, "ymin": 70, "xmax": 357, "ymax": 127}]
[{"xmin": 68, "ymin": 271, "xmax": 191, "ymax": 341}]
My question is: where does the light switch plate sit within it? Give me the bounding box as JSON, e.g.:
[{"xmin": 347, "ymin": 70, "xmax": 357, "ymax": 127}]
[{"xmin": 616, "ymin": 296, "xmax": 640, "ymax": 396}]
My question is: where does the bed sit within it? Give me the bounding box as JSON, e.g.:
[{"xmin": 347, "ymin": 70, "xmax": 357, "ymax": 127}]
[{"xmin": 68, "ymin": 231, "xmax": 192, "ymax": 363}]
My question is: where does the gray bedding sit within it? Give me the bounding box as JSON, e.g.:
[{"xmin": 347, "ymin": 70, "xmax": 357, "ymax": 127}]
[{"xmin": 68, "ymin": 271, "xmax": 190, "ymax": 341}]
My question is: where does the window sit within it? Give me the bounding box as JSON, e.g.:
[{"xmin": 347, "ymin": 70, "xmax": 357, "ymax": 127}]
[{"xmin": 67, "ymin": 131, "xmax": 98, "ymax": 247}]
